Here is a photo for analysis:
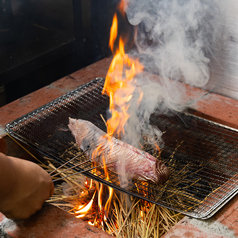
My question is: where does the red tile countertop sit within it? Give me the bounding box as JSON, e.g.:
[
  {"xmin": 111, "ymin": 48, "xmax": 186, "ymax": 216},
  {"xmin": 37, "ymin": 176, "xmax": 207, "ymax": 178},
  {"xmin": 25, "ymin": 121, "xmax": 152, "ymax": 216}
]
[
  {"xmin": 0, "ymin": 204, "xmax": 112, "ymax": 238},
  {"xmin": 0, "ymin": 57, "xmax": 238, "ymax": 237}
]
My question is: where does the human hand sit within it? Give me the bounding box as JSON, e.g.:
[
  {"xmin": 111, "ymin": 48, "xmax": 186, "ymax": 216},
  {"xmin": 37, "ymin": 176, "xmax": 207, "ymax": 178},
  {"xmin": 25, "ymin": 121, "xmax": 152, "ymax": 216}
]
[{"xmin": 0, "ymin": 153, "xmax": 54, "ymax": 220}]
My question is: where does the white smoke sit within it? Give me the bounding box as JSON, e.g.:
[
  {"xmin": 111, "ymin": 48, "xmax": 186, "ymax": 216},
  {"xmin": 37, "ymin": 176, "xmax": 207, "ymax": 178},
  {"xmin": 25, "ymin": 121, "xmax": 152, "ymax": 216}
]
[
  {"xmin": 126, "ymin": 0, "xmax": 221, "ymax": 85},
  {"xmin": 118, "ymin": 0, "xmax": 222, "ymax": 148}
]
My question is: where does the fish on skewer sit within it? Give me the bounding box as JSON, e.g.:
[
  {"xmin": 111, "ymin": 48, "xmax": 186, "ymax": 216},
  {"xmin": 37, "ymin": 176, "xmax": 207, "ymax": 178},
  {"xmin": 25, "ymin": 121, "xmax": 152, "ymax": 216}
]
[{"xmin": 68, "ymin": 118, "xmax": 171, "ymax": 184}]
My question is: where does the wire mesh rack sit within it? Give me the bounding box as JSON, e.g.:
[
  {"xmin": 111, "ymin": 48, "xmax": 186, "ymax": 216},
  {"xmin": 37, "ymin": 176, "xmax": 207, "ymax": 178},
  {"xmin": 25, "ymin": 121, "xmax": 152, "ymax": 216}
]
[{"xmin": 5, "ymin": 77, "xmax": 238, "ymax": 219}]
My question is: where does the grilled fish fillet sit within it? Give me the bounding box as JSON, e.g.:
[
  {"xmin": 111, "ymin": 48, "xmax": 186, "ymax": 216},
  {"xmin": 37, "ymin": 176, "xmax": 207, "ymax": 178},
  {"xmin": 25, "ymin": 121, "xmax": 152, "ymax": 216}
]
[{"xmin": 68, "ymin": 118, "xmax": 171, "ymax": 184}]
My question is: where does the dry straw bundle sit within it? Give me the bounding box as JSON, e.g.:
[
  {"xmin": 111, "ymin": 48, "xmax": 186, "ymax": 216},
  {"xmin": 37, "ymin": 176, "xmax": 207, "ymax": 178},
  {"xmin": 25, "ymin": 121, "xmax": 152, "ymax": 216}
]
[{"xmin": 46, "ymin": 160, "xmax": 184, "ymax": 238}]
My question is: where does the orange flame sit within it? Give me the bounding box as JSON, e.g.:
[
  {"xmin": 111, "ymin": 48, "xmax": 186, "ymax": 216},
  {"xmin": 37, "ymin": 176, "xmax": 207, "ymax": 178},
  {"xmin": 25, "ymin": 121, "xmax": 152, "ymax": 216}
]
[
  {"xmin": 98, "ymin": 183, "xmax": 104, "ymax": 213},
  {"xmin": 118, "ymin": 0, "xmax": 128, "ymax": 15},
  {"xmin": 102, "ymin": 155, "xmax": 114, "ymax": 219},
  {"xmin": 75, "ymin": 191, "xmax": 96, "ymax": 218},
  {"xmin": 103, "ymin": 13, "xmax": 144, "ymax": 138},
  {"xmin": 109, "ymin": 14, "xmax": 118, "ymax": 53},
  {"xmin": 74, "ymin": 5, "xmax": 144, "ymax": 225}
]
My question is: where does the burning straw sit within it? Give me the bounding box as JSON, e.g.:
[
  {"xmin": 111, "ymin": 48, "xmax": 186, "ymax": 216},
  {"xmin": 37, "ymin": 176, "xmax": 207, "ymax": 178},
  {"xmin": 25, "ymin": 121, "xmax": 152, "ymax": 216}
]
[
  {"xmin": 7, "ymin": 134, "xmax": 186, "ymax": 237},
  {"xmin": 44, "ymin": 153, "xmax": 184, "ymax": 238},
  {"xmin": 44, "ymin": 137, "xmax": 219, "ymax": 237},
  {"xmin": 105, "ymin": 194, "xmax": 183, "ymax": 238},
  {"xmin": 9, "ymin": 133, "xmax": 215, "ymax": 237}
]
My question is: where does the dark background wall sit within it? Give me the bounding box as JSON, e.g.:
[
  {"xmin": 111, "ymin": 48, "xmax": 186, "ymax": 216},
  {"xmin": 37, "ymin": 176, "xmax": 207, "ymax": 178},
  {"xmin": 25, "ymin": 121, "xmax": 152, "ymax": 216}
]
[{"xmin": 0, "ymin": 0, "xmax": 126, "ymax": 106}]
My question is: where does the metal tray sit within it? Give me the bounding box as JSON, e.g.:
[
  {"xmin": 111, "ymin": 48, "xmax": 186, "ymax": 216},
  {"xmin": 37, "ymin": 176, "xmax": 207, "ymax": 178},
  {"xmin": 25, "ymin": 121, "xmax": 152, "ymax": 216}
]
[{"xmin": 5, "ymin": 77, "xmax": 238, "ymax": 219}]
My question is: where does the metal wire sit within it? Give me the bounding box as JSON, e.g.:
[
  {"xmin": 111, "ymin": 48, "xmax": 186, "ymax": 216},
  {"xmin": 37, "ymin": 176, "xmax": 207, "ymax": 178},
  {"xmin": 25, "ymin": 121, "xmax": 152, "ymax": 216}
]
[{"xmin": 5, "ymin": 78, "xmax": 238, "ymax": 219}]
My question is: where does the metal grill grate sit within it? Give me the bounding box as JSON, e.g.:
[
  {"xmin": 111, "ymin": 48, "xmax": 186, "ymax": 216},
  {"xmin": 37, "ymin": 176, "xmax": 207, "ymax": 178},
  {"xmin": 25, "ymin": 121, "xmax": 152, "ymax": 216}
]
[{"xmin": 5, "ymin": 77, "xmax": 238, "ymax": 219}]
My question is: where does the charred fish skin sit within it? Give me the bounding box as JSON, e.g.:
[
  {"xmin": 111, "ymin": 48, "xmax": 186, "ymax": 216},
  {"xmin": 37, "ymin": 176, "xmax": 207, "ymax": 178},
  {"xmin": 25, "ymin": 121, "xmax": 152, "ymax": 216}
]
[{"xmin": 68, "ymin": 118, "xmax": 171, "ymax": 184}]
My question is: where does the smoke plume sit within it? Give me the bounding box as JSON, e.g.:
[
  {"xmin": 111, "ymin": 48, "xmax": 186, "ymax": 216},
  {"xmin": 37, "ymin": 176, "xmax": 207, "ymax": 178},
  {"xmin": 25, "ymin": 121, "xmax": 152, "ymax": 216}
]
[{"xmin": 119, "ymin": 0, "xmax": 221, "ymax": 148}]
